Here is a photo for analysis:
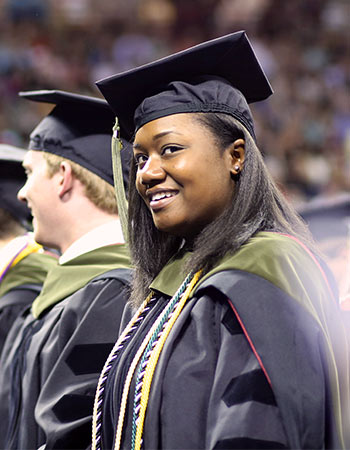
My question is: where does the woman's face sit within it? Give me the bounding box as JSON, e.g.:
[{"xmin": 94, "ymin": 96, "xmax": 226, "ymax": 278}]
[{"xmin": 133, "ymin": 113, "xmax": 244, "ymax": 238}]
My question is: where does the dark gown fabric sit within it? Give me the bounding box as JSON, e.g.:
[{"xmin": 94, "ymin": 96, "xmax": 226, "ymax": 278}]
[
  {"xmin": 0, "ymin": 244, "xmax": 132, "ymax": 450},
  {"xmin": 0, "ymin": 252, "xmax": 56, "ymax": 354},
  {"xmin": 96, "ymin": 232, "xmax": 349, "ymax": 450}
]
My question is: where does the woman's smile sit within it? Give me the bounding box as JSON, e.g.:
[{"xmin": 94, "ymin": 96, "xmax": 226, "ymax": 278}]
[
  {"xmin": 147, "ymin": 188, "xmax": 179, "ymax": 210},
  {"xmin": 134, "ymin": 113, "xmax": 239, "ymax": 237}
]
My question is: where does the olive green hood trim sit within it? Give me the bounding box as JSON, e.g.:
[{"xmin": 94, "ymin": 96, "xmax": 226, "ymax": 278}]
[
  {"xmin": 149, "ymin": 247, "xmax": 192, "ymax": 297},
  {"xmin": 0, "ymin": 252, "xmax": 57, "ymax": 298},
  {"xmin": 151, "ymin": 232, "xmax": 320, "ymax": 303},
  {"xmin": 32, "ymin": 244, "xmax": 131, "ymax": 318}
]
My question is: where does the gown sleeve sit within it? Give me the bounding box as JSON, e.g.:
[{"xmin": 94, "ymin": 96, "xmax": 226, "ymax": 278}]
[
  {"xmin": 205, "ymin": 293, "xmax": 288, "ymax": 449},
  {"xmin": 149, "ymin": 290, "xmax": 288, "ymax": 449},
  {"xmin": 144, "ymin": 270, "xmax": 333, "ymax": 449},
  {"xmin": 203, "ymin": 271, "xmax": 336, "ymax": 449},
  {"xmin": 0, "ymin": 286, "xmax": 40, "ymax": 354}
]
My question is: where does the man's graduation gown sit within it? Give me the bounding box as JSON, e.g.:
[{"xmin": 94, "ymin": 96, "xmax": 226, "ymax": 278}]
[
  {"xmin": 0, "ymin": 243, "xmax": 132, "ymax": 450},
  {"xmin": 0, "ymin": 251, "xmax": 56, "ymax": 354}
]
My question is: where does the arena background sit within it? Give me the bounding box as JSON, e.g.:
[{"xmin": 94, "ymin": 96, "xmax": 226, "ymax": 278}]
[{"xmin": 0, "ymin": 0, "xmax": 349, "ymax": 208}]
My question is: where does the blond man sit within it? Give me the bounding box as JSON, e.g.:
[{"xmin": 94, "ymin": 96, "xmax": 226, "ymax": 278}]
[{"xmin": 0, "ymin": 91, "xmax": 132, "ymax": 450}]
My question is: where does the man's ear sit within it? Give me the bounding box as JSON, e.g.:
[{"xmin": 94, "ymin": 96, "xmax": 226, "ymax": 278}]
[
  {"xmin": 57, "ymin": 161, "xmax": 74, "ymax": 200},
  {"xmin": 227, "ymin": 138, "xmax": 245, "ymax": 176}
]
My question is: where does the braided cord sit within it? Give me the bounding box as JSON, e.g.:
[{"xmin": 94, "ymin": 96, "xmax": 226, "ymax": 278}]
[
  {"xmin": 92, "ymin": 294, "xmax": 153, "ymax": 450},
  {"xmin": 113, "ymin": 272, "xmax": 194, "ymax": 450},
  {"xmin": 130, "ymin": 272, "xmax": 194, "ymax": 449},
  {"xmin": 133, "ymin": 269, "xmax": 202, "ymax": 450},
  {"xmin": 113, "ymin": 323, "xmax": 157, "ymax": 450},
  {"xmin": 113, "ymin": 286, "xmax": 184, "ymax": 450}
]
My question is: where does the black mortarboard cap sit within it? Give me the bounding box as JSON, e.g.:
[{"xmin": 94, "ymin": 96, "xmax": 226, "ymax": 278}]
[
  {"xmin": 18, "ymin": 90, "xmax": 132, "ymax": 188},
  {"xmin": 0, "ymin": 144, "xmax": 32, "ymax": 227},
  {"xmin": 96, "ymin": 31, "xmax": 273, "ymax": 140}
]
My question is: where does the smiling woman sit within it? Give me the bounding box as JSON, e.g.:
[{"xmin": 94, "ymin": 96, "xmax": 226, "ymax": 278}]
[
  {"xmin": 134, "ymin": 113, "xmax": 241, "ymax": 237},
  {"xmin": 92, "ymin": 31, "xmax": 350, "ymax": 450}
]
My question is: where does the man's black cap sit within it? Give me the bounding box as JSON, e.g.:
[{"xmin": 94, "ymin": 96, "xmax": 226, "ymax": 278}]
[
  {"xmin": 0, "ymin": 144, "xmax": 32, "ymax": 228},
  {"xmin": 96, "ymin": 31, "xmax": 273, "ymax": 140},
  {"xmin": 18, "ymin": 89, "xmax": 132, "ymax": 188}
]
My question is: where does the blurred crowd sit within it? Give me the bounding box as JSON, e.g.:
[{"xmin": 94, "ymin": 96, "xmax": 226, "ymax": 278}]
[{"xmin": 0, "ymin": 0, "xmax": 349, "ymax": 206}]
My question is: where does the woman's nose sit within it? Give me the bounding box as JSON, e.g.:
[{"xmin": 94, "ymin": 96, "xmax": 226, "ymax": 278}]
[{"xmin": 139, "ymin": 156, "xmax": 166, "ymax": 186}]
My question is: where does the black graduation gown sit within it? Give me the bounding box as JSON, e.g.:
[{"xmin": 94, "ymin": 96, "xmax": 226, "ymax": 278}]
[
  {"xmin": 0, "ymin": 244, "xmax": 132, "ymax": 450},
  {"xmin": 0, "ymin": 252, "xmax": 56, "ymax": 354},
  {"xmin": 95, "ymin": 232, "xmax": 349, "ymax": 450}
]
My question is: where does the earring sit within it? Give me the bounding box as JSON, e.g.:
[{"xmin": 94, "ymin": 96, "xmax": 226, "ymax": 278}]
[{"xmin": 234, "ymin": 164, "xmax": 240, "ymax": 173}]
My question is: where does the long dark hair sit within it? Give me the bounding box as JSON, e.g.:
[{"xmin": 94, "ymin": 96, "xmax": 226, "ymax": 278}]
[{"xmin": 128, "ymin": 112, "xmax": 314, "ymax": 306}]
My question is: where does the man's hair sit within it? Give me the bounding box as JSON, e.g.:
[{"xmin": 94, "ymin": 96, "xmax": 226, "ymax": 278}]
[
  {"xmin": 0, "ymin": 208, "xmax": 26, "ymax": 240},
  {"xmin": 42, "ymin": 152, "xmax": 118, "ymax": 214}
]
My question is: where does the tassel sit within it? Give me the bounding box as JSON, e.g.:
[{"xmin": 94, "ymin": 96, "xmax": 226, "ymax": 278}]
[{"xmin": 111, "ymin": 117, "xmax": 129, "ymax": 243}]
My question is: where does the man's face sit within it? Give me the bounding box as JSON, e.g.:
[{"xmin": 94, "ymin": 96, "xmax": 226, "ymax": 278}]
[{"xmin": 18, "ymin": 150, "xmax": 59, "ymax": 248}]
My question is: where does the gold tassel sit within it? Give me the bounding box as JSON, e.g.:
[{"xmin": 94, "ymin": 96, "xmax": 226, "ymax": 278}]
[{"xmin": 111, "ymin": 117, "xmax": 129, "ymax": 242}]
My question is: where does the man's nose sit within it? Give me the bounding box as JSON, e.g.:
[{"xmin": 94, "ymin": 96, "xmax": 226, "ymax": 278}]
[{"xmin": 17, "ymin": 183, "xmax": 28, "ymax": 203}]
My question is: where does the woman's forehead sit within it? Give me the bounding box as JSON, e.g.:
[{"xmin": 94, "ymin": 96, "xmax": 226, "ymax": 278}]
[{"xmin": 134, "ymin": 114, "xmax": 204, "ymax": 143}]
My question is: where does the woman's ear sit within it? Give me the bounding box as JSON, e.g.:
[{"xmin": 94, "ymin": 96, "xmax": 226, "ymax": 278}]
[{"xmin": 228, "ymin": 138, "xmax": 245, "ymax": 177}]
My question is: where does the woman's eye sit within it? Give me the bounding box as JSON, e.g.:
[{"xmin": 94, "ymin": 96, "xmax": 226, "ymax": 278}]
[
  {"xmin": 134, "ymin": 154, "xmax": 148, "ymax": 169},
  {"xmin": 162, "ymin": 145, "xmax": 181, "ymax": 155}
]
